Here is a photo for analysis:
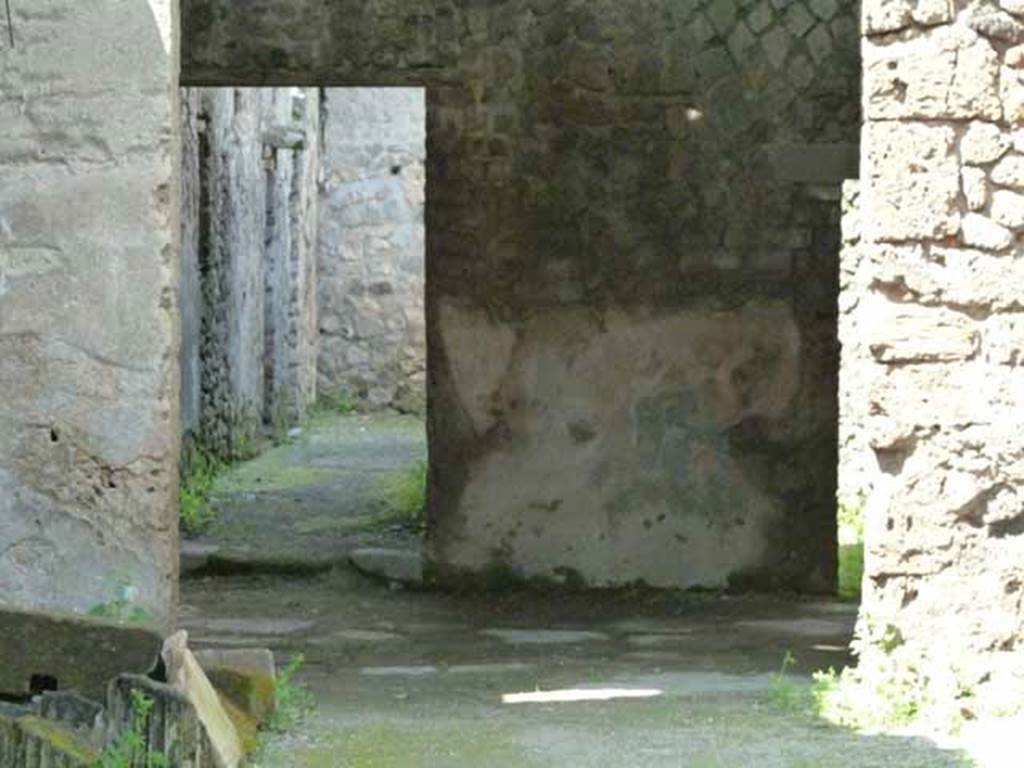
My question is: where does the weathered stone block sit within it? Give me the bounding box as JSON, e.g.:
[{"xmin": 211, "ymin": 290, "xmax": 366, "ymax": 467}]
[
  {"xmin": 866, "ymin": 122, "xmax": 957, "ymax": 176},
  {"xmin": 962, "ymin": 212, "xmax": 1014, "ymax": 251},
  {"xmin": 0, "ymin": 606, "xmax": 162, "ymax": 703},
  {"xmin": 963, "ymin": 167, "xmax": 989, "ymax": 211},
  {"xmin": 992, "ymin": 154, "xmax": 1024, "ymax": 188},
  {"xmin": 868, "ymin": 175, "xmax": 961, "ymax": 241},
  {"xmin": 864, "ymin": 0, "xmax": 953, "ymax": 35},
  {"xmin": 864, "ymin": 30, "xmax": 1001, "ymax": 121},
  {"xmin": 961, "ymin": 121, "xmax": 1012, "ymax": 165},
  {"xmin": 193, "ymin": 649, "xmax": 276, "ymax": 725},
  {"xmin": 866, "ymin": 303, "xmax": 979, "ymax": 363},
  {"xmin": 969, "ymin": 9, "xmax": 1024, "ymax": 44},
  {"xmin": 869, "ymin": 364, "xmax": 1003, "ymax": 427},
  {"xmin": 350, "ymin": 548, "xmax": 424, "ymax": 587},
  {"xmin": 991, "ymin": 189, "xmax": 1024, "ymax": 228},
  {"xmin": 163, "ymin": 632, "xmax": 244, "ymax": 768},
  {"xmin": 984, "ymin": 315, "xmax": 1024, "ymax": 365}
]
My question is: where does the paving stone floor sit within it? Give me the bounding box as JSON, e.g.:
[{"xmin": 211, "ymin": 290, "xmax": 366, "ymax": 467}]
[
  {"xmin": 179, "ymin": 572, "xmax": 972, "ymax": 767},
  {"xmin": 177, "ymin": 411, "xmax": 981, "ymax": 767}
]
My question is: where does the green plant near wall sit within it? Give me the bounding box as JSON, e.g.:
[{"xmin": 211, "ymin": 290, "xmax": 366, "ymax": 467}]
[
  {"xmin": 266, "ymin": 654, "xmax": 316, "ymax": 734},
  {"xmin": 88, "ymin": 573, "xmax": 154, "ymax": 626},
  {"xmin": 318, "ymin": 391, "xmax": 358, "ymax": 416},
  {"xmin": 767, "ymin": 651, "xmax": 803, "ymax": 712},
  {"xmin": 377, "ymin": 460, "xmax": 428, "ymax": 528},
  {"xmin": 94, "ymin": 690, "xmax": 168, "ymax": 768},
  {"xmin": 179, "ymin": 444, "xmax": 222, "ymax": 534},
  {"xmin": 253, "ymin": 654, "xmax": 317, "ymax": 760}
]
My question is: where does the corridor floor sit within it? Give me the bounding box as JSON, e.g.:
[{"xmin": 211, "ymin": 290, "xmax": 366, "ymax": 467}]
[
  {"xmin": 183, "ymin": 412, "xmax": 426, "ymax": 575},
  {"xmin": 178, "ymin": 412, "xmax": 969, "ymax": 766},
  {"xmin": 179, "ymin": 572, "xmax": 968, "ymax": 767}
]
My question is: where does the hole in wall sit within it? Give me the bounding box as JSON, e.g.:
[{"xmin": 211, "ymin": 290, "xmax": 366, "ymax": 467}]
[{"xmin": 29, "ymin": 674, "xmax": 58, "ymax": 695}]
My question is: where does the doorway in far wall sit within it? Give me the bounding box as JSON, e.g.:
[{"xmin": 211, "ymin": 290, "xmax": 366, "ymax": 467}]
[
  {"xmin": 178, "ymin": 86, "xmax": 427, "ymax": 571},
  {"xmin": 317, "ymin": 88, "xmax": 427, "ymax": 417}
]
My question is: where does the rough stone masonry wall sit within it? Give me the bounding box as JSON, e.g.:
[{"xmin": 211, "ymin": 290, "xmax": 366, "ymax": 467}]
[
  {"xmin": 0, "ymin": 1, "xmax": 180, "ymax": 625},
  {"xmin": 180, "ymin": 87, "xmax": 319, "ymax": 460},
  {"xmin": 317, "ymin": 88, "xmax": 427, "ymax": 415},
  {"xmin": 853, "ymin": 0, "xmax": 1024, "ymax": 710},
  {"xmin": 183, "ymin": 0, "xmax": 860, "ymax": 592}
]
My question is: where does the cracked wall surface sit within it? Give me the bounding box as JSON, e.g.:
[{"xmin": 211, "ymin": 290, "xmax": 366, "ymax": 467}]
[
  {"xmin": 851, "ymin": 0, "xmax": 1024, "ymax": 712},
  {"xmin": 183, "ymin": 0, "xmax": 860, "ymax": 591},
  {"xmin": 0, "ymin": 1, "xmax": 181, "ymax": 626}
]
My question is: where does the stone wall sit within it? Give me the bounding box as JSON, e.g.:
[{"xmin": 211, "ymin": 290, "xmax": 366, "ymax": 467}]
[
  {"xmin": 0, "ymin": 1, "xmax": 180, "ymax": 626},
  {"xmin": 317, "ymin": 88, "xmax": 427, "ymax": 414},
  {"xmin": 853, "ymin": 0, "xmax": 1024, "ymax": 712},
  {"xmin": 180, "ymin": 87, "xmax": 319, "ymax": 460},
  {"xmin": 837, "ymin": 181, "xmax": 871, "ymax": 507},
  {"xmin": 264, "ymin": 89, "xmax": 321, "ymax": 430},
  {"xmin": 183, "ymin": 0, "xmax": 861, "ymax": 592}
]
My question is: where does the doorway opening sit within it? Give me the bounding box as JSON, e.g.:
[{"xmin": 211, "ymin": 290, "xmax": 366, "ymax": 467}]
[{"xmin": 178, "ymin": 86, "xmax": 428, "ymax": 572}]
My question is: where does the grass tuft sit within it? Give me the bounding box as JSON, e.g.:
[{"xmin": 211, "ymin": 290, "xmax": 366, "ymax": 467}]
[
  {"xmin": 377, "ymin": 460, "xmax": 427, "ymax": 528},
  {"xmin": 94, "ymin": 689, "xmax": 168, "ymax": 768},
  {"xmin": 265, "ymin": 654, "xmax": 317, "ymax": 735},
  {"xmin": 767, "ymin": 651, "xmax": 803, "ymax": 712},
  {"xmin": 180, "ymin": 445, "xmax": 222, "ymax": 535}
]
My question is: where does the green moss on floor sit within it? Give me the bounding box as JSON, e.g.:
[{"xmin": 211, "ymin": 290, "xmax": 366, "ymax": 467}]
[
  {"xmin": 294, "ymin": 514, "xmax": 390, "ymax": 536},
  {"xmin": 214, "ymin": 462, "xmax": 338, "ymax": 494},
  {"xmin": 274, "ymin": 721, "xmax": 533, "ymax": 768}
]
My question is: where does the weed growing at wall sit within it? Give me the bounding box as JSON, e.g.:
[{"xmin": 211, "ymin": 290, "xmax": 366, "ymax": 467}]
[
  {"xmin": 767, "ymin": 651, "xmax": 803, "ymax": 712},
  {"xmin": 808, "ymin": 619, "xmax": 984, "ymax": 734},
  {"xmin": 378, "ymin": 460, "xmax": 427, "ymax": 528},
  {"xmin": 180, "ymin": 444, "xmax": 223, "ymax": 534},
  {"xmin": 318, "ymin": 391, "xmax": 358, "ymax": 416},
  {"xmin": 766, "ymin": 646, "xmax": 931, "ymax": 731},
  {"xmin": 88, "ymin": 573, "xmax": 154, "ymax": 626},
  {"xmin": 94, "ymin": 690, "xmax": 168, "ymax": 768},
  {"xmin": 809, "ymin": 664, "xmax": 928, "ymax": 731},
  {"xmin": 267, "ymin": 654, "xmax": 316, "ymax": 733},
  {"xmin": 251, "ymin": 654, "xmax": 317, "ymax": 763}
]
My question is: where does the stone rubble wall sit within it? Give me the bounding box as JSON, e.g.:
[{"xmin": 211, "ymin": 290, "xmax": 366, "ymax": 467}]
[
  {"xmin": 0, "ymin": 0, "xmax": 180, "ymax": 626},
  {"xmin": 184, "ymin": 0, "xmax": 862, "ymax": 592},
  {"xmin": 854, "ymin": 0, "xmax": 1024, "ymax": 710},
  {"xmin": 180, "ymin": 87, "xmax": 320, "ymax": 461},
  {"xmin": 317, "ymin": 88, "xmax": 427, "ymax": 414}
]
